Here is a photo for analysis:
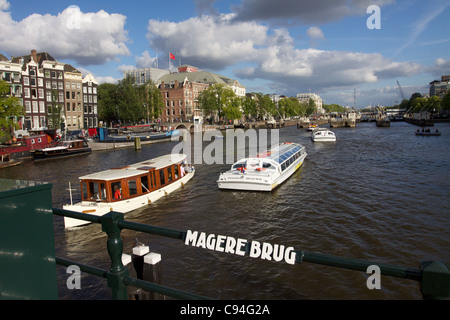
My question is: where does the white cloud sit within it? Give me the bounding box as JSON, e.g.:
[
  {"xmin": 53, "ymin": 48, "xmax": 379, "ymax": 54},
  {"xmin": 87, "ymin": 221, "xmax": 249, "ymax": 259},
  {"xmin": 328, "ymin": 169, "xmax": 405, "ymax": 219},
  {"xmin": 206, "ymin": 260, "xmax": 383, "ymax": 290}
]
[
  {"xmin": 147, "ymin": 13, "xmax": 425, "ymax": 97},
  {"xmin": 0, "ymin": 3, "xmax": 130, "ymax": 65},
  {"xmin": 306, "ymin": 27, "xmax": 325, "ymax": 40},
  {"xmin": 0, "ymin": 0, "xmax": 9, "ymax": 11},
  {"xmin": 147, "ymin": 14, "xmax": 268, "ymax": 70},
  {"xmin": 135, "ymin": 51, "xmax": 158, "ymax": 68}
]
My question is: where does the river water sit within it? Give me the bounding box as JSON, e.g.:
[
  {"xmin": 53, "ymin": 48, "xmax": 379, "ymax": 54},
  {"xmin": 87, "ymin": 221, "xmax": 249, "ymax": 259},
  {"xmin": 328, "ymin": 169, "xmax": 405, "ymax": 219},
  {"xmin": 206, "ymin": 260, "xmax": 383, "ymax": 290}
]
[{"xmin": 1, "ymin": 121, "xmax": 449, "ymax": 300}]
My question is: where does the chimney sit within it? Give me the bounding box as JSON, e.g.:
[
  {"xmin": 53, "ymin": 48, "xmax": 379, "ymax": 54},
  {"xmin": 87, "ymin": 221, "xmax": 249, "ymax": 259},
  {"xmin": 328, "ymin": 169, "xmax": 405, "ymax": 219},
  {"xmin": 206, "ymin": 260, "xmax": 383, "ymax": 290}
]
[{"xmin": 31, "ymin": 49, "xmax": 38, "ymax": 63}]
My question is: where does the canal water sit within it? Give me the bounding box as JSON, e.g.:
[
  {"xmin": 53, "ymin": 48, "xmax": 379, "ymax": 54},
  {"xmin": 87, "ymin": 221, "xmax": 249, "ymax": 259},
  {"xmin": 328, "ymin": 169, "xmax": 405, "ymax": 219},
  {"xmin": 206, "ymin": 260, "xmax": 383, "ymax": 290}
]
[{"xmin": 1, "ymin": 121, "xmax": 449, "ymax": 300}]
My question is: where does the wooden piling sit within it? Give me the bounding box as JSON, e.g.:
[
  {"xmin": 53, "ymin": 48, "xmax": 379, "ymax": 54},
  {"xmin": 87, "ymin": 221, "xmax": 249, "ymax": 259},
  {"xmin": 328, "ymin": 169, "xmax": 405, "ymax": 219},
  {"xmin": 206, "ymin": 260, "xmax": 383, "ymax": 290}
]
[
  {"xmin": 143, "ymin": 252, "xmax": 164, "ymax": 300},
  {"xmin": 134, "ymin": 137, "xmax": 141, "ymax": 150},
  {"xmin": 131, "ymin": 245, "xmax": 150, "ymax": 300}
]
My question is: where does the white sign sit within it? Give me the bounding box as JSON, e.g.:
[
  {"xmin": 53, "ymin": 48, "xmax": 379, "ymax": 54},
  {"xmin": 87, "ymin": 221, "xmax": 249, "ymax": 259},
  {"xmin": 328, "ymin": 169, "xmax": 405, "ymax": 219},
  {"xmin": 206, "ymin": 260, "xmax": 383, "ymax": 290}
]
[{"xmin": 184, "ymin": 230, "xmax": 297, "ymax": 265}]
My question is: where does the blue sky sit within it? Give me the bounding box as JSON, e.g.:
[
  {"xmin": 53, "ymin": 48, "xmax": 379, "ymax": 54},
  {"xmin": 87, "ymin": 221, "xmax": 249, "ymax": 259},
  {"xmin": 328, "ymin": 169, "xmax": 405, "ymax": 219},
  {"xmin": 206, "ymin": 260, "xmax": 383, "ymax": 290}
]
[{"xmin": 1, "ymin": 0, "xmax": 449, "ymax": 107}]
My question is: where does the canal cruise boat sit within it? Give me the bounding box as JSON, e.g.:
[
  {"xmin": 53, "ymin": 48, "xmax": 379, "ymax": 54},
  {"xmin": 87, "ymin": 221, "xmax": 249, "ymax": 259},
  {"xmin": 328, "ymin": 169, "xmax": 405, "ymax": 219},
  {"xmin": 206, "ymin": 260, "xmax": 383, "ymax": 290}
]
[
  {"xmin": 311, "ymin": 128, "xmax": 336, "ymax": 142},
  {"xmin": 217, "ymin": 142, "xmax": 307, "ymax": 192},
  {"xmin": 63, "ymin": 153, "xmax": 195, "ymax": 228},
  {"xmin": 31, "ymin": 139, "xmax": 91, "ymax": 160}
]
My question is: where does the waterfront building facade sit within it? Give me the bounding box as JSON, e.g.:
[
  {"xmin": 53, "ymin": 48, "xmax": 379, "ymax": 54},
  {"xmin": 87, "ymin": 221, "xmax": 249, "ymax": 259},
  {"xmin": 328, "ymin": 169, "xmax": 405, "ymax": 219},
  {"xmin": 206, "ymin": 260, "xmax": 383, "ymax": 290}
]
[
  {"xmin": 429, "ymin": 75, "xmax": 450, "ymax": 98},
  {"xmin": 157, "ymin": 65, "xmax": 246, "ymax": 124},
  {"xmin": 4, "ymin": 49, "xmax": 99, "ymax": 131},
  {"xmin": 64, "ymin": 64, "xmax": 83, "ymax": 130},
  {"xmin": 0, "ymin": 54, "xmax": 24, "ymax": 128},
  {"xmin": 296, "ymin": 93, "xmax": 324, "ymax": 113},
  {"xmin": 82, "ymin": 73, "xmax": 99, "ymax": 129}
]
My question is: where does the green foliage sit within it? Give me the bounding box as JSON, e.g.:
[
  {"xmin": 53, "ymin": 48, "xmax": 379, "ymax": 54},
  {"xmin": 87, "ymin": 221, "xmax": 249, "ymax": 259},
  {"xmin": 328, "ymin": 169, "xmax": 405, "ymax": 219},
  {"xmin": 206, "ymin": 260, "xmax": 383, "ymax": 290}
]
[
  {"xmin": 198, "ymin": 84, "xmax": 238, "ymax": 123},
  {"xmin": 442, "ymin": 91, "xmax": 450, "ymax": 112},
  {"xmin": 0, "ymin": 79, "xmax": 25, "ymax": 138},
  {"xmin": 97, "ymin": 76, "xmax": 163, "ymax": 125}
]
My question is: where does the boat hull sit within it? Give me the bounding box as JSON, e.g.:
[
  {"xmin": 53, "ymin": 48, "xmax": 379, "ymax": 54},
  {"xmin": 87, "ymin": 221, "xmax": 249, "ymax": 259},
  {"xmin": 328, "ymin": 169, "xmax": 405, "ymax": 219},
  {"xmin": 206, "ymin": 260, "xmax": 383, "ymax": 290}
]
[
  {"xmin": 32, "ymin": 147, "xmax": 92, "ymax": 160},
  {"xmin": 63, "ymin": 170, "xmax": 195, "ymax": 228}
]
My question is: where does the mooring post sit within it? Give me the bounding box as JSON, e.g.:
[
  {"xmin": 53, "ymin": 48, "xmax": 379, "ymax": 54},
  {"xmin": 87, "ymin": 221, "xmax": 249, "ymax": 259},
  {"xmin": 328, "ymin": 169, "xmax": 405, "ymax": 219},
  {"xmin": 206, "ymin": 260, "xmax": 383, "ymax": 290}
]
[
  {"xmin": 101, "ymin": 211, "xmax": 129, "ymax": 300},
  {"xmin": 143, "ymin": 251, "xmax": 164, "ymax": 300},
  {"xmin": 132, "ymin": 244, "xmax": 151, "ymax": 300},
  {"xmin": 134, "ymin": 137, "xmax": 141, "ymax": 150}
]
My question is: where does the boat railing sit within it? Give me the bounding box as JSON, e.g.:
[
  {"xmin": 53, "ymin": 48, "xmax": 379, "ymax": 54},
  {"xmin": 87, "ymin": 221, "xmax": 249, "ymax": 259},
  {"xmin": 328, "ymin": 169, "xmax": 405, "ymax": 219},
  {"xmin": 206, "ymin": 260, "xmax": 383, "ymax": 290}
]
[{"xmin": 53, "ymin": 207, "xmax": 449, "ymax": 300}]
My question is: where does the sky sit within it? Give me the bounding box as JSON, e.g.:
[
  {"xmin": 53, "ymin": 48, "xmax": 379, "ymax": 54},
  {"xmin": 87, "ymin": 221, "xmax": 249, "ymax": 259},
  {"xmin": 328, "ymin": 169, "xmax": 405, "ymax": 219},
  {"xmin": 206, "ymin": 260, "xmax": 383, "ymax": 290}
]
[{"xmin": 1, "ymin": 0, "xmax": 449, "ymax": 108}]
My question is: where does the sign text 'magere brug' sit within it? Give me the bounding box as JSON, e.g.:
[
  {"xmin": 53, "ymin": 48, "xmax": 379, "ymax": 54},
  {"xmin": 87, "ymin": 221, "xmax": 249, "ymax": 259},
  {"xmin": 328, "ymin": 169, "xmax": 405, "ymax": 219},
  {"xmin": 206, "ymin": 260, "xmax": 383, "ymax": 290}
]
[{"xmin": 184, "ymin": 230, "xmax": 297, "ymax": 265}]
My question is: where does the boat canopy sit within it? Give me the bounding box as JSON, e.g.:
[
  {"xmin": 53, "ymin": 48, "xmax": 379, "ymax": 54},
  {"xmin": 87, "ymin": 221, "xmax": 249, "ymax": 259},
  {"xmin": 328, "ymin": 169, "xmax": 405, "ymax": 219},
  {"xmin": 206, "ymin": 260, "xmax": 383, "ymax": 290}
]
[
  {"xmin": 79, "ymin": 154, "xmax": 186, "ymax": 181},
  {"xmin": 257, "ymin": 143, "xmax": 304, "ymax": 165}
]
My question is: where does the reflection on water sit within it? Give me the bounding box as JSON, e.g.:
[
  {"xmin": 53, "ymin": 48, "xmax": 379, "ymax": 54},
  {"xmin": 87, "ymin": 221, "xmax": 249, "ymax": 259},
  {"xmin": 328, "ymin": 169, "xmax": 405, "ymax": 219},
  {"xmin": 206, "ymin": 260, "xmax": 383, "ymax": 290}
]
[{"xmin": 1, "ymin": 122, "xmax": 449, "ymax": 300}]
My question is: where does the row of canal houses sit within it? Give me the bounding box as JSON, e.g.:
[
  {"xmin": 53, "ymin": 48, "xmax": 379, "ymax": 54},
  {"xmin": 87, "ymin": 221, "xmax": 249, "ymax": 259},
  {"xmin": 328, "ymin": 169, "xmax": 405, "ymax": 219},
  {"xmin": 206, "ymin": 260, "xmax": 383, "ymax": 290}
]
[{"xmin": 0, "ymin": 49, "xmax": 98, "ymax": 131}]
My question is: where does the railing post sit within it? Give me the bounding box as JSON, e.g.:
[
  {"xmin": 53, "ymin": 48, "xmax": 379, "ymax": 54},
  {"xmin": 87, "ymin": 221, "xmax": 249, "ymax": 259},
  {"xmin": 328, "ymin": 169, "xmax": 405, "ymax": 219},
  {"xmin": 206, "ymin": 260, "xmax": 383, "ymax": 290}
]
[
  {"xmin": 420, "ymin": 261, "xmax": 450, "ymax": 300},
  {"xmin": 101, "ymin": 211, "xmax": 129, "ymax": 300}
]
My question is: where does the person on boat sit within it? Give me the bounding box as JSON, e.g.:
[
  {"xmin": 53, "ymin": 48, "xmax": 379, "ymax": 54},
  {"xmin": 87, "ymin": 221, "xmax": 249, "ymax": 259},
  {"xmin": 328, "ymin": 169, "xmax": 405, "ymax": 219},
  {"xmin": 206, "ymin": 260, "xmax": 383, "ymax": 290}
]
[
  {"xmin": 113, "ymin": 184, "xmax": 122, "ymax": 200},
  {"xmin": 180, "ymin": 164, "xmax": 185, "ymax": 177}
]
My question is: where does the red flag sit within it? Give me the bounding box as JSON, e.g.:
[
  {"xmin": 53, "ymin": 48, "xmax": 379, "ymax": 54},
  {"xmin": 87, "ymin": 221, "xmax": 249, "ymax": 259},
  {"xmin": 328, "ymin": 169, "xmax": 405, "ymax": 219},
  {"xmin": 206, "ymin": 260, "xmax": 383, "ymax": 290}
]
[{"xmin": 169, "ymin": 52, "xmax": 175, "ymax": 60}]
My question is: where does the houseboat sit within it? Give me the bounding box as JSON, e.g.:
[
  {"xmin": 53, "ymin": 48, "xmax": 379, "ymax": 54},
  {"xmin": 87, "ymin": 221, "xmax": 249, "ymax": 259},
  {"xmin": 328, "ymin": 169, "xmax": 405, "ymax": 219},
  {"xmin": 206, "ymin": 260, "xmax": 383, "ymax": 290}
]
[
  {"xmin": 32, "ymin": 139, "xmax": 91, "ymax": 161},
  {"xmin": 63, "ymin": 153, "xmax": 195, "ymax": 228},
  {"xmin": 217, "ymin": 142, "xmax": 307, "ymax": 192},
  {"xmin": 0, "ymin": 129, "xmax": 58, "ymax": 159}
]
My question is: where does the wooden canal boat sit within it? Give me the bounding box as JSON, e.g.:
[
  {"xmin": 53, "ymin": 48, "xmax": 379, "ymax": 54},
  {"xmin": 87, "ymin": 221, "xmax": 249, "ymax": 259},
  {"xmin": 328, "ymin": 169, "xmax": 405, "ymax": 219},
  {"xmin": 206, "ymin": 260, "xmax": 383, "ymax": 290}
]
[
  {"xmin": 32, "ymin": 139, "xmax": 91, "ymax": 161},
  {"xmin": 63, "ymin": 153, "xmax": 195, "ymax": 228}
]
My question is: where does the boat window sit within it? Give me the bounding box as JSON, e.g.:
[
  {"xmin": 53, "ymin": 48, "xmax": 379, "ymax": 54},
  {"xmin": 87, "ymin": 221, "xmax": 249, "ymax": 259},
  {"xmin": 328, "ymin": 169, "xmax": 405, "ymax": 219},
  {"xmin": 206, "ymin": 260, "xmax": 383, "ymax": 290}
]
[
  {"xmin": 174, "ymin": 165, "xmax": 179, "ymax": 179},
  {"xmin": 167, "ymin": 167, "xmax": 173, "ymax": 183},
  {"xmin": 141, "ymin": 175, "xmax": 150, "ymax": 193},
  {"xmin": 232, "ymin": 162, "xmax": 246, "ymax": 170},
  {"xmin": 159, "ymin": 170, "xmax": 166, "ymax": 186},
  {"xmin": 89, "ymin": 181, "xmax": 99, "ymax": 200},
  {"xmin": 99, "ymin": 182, "xmax": 107, "ymax": 201},
  {"xmin": 112, "ymin": 182, "xmax": 122, "ymax": 200},
  {"xmin": 128, "ymin": 180, "xmax": 137, "ymax": 196},
  {"xmin": 82, "ymin": 181, "xmax": 88, "ymax": 200},
  {"xmin": 151, "ymin": 171, "xmax": 156, "ymax": 189}
]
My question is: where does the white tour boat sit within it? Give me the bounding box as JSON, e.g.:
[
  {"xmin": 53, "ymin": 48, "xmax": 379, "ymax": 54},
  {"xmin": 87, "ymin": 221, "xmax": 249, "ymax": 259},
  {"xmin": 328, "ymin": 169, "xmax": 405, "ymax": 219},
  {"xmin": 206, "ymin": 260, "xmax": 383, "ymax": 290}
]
[
  {"xmin": 311, "ymin": 128, "xmax": 336, "ymax": 142},
  {"xmin": 217, "ymin": 142, "xmax": 307, "ymax": 192},
  {"xmin": 63, "ymin": 153, "xmax": 195, "ymax": 228}
]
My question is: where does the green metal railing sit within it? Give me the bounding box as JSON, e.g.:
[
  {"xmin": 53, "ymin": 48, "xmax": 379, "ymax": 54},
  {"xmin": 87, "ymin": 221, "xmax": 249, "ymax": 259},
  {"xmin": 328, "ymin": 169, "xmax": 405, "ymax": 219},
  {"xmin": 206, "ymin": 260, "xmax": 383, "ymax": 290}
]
[{"xmin": 53, "ymin": 208, "xmax": 450, "ymax": 300}]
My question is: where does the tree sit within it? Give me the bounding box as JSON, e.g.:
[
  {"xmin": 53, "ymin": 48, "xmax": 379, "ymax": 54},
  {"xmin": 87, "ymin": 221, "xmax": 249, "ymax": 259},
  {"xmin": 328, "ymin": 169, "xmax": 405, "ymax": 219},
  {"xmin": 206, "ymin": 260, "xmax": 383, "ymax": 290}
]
[
  {"xmin": 47, "ymin": 89, "xmax": 63, "ymax": 130},
  {"xmin": 222, "ymin": 96, "xmax": 242, "ymax": 121},
  {"xmin": 136, "ymin": 80, "xmax": 164, "ymax": 122},
  {"xmin": 441, "ymin": 91, "xmax": 450, "ymax": 113},
  {"xmin": 241, "ymin": 95, "xmax": 258, "ymax": 120},
  {"xmin": 116, "ymin": 76, "xmax": 142, "ymax": 124},
  {"xmin": 0, "ymin": 79, "xmax": 24, "ymax": 140},
  {"xmin": 98, "ymin": 82, "xmax": 119, "ymax": 124},
  {"xmin": 198, "ymin": 84, "xmax": 236, "ymax": 123}
]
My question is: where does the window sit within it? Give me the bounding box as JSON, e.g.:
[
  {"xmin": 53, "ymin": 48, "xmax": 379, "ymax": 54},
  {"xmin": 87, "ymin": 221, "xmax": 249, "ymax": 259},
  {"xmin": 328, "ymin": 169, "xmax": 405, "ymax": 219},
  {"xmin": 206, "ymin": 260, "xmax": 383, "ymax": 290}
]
[
  {"xmin": 23, "ymin": 77, "xmax": 29, "ymax": 85},
  {"xmin": 141, "ymin": 175, "xmax": 150, "ymax": 193},
  {"xmin": 167, "ymin": 167, "xmax": 173, "ymax": 183},
  {"xmin": 159, "ymin": 170, "xmax": 166, "ymax": 186},
  {"xmin": 112, "ymin": 182, "xmax": 122, "ymax": 200},
  {"xmin": 82, "ymin": 182, "xmax": 88, "ymax": 199},
  {"xmin": 128, "ymin": 180, "xmax": 137, "ymax": 196}
]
